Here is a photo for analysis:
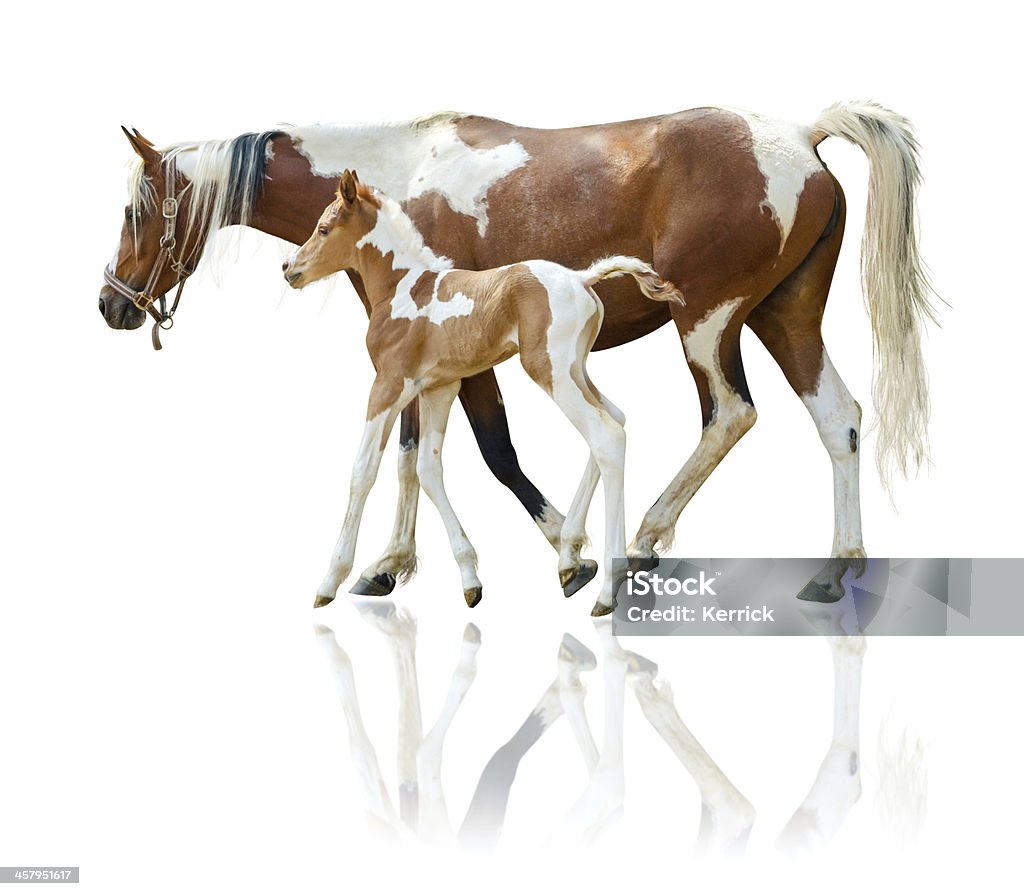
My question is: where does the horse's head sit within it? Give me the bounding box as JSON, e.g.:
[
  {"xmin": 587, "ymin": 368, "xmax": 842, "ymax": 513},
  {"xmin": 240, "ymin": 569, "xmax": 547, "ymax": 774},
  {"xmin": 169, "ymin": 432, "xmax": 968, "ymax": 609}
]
[
  {"xmin": 99, "ymin": 128, "xmax": 205, "ymax": 333},
  {"xmin": 283, "ymin": 170, "xmax": 379, "ymax": 289}
]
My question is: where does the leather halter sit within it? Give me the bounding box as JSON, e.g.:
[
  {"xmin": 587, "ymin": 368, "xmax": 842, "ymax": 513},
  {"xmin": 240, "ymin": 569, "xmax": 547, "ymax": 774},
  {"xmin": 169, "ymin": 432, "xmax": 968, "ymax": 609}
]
[{"xmin": 102, "ymin": 156, "xmax": 195, "ymax": 350}]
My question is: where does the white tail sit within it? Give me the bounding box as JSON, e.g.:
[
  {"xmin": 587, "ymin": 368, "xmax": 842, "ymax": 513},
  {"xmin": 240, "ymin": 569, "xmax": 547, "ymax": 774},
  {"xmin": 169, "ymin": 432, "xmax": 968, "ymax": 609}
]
[
  {"xmin": 812, "ymin": 101, "xmax": 939, "ymax": 491},
  {"xmin": 874, "ymin": 719, "xmax": 928, "ymax": 847},
  {"xmin": 579, "ymin": 255, "xmax": 685, "ymax": 306}
]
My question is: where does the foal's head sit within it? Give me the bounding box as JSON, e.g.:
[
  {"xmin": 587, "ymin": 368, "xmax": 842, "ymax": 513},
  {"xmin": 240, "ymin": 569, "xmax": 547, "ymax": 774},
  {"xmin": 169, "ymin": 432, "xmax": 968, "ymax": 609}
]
[{"xmin": 283, "ymin": 170, "xmax": 379, "ymax": 289}]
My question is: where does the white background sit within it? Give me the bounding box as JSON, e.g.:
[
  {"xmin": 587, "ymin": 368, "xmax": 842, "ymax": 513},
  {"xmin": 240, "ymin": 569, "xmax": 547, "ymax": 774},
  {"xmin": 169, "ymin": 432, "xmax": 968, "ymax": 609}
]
[{"xmin": 1, "ymin": 1, "xmax": 1021, "ymax": 892}]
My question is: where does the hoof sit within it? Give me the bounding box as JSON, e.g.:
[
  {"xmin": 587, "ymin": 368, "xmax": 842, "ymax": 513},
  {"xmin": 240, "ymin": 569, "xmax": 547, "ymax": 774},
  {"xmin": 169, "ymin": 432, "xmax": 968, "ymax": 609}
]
[
  {"xmin": 350, "ymin": 572, "xmax": 397, "ymax": 597},
  {"xmin": 559, "ymin": 567, "xmax": 577, "ymax": 589},
  {"xmin": 590, "ymin": 599, "xmax": 615, "ymax": 618},
  {"xmin": 625, "ymin": 651, "xmax": 659, "ymax": 678},
  {"xmin": 559, "ymin": 633, "xmax": 597, "ymax": 669},
  {"xmin": 464, "ymin": 587, "xmax": 483, "ymax": 609},
  {"xmin": 314, "ymin": 594, "xmax": 335, "ymax": 609},
  {"xmin": 563, "ymin": 560, "xmax": 598, "ymax": 597},
  {"xmin": 627, "ymin": 554, "xmax": 658, "ymax": 574},
  {"xmin": 797, "ymin": 580, "xmax": 843, "ymax": 603}
]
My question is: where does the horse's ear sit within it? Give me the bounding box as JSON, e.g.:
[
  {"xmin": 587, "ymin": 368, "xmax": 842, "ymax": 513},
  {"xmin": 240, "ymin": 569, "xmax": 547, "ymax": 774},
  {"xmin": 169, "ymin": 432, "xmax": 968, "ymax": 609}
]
[
  {"xmin": 338, "ymin": 169, "xmax": 358, "ymax": 205},
  {"xmin": 131, "ymin": 128, "xmax": 155, "ymax": 148},
  {"xmin": 122, "ymin": 125, "xmax": 160, "ymax": 168}
]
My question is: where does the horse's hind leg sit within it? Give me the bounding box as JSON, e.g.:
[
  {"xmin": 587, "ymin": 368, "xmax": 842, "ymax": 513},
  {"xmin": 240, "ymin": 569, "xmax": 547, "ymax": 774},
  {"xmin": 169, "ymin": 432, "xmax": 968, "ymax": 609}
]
[
  {"xmin": 629, "ymin": 297, "xmax": 758, "ymax": 562},
  {"xmin": 777, "ymin": 634, "xmax": 865, "ymax": 852},
  {"xmin": 744, "ymin": 189, "xmax": 866, "ymax": 596},
  {"xmin": 417, "ymin": 382, "xmax": 484, "ymax": 607}
]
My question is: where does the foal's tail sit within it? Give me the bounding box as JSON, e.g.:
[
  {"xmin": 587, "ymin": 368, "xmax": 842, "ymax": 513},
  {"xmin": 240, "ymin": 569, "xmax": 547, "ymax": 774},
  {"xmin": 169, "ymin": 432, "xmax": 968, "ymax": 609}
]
[
  {"xmin": 579, "ymin": 256, "xmax": 685, "ymax": 306},
  {"xmin": 812, "ymin": 101, "xmax": 940, "ymax": 491}
]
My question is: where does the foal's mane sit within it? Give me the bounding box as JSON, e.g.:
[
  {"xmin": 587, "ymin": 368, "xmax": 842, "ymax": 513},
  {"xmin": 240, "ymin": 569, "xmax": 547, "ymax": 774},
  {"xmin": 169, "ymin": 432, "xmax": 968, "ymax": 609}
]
[{"xmin": 128, "ymin": 130, "xmax": 284, "ymax": 259}]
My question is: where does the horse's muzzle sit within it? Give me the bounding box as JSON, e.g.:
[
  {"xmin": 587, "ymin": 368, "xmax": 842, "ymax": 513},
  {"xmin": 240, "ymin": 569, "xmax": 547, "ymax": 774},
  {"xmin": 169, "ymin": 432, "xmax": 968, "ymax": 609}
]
[{"xmin": 98, "ymin": 287, "xmax": 146, "ymax": 330}]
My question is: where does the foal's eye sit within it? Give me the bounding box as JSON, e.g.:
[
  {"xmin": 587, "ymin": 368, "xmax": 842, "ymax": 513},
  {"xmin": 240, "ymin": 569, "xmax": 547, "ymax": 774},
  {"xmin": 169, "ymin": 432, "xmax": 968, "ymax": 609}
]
[{"xmin": 318, "ymin": 225, "xmax": 330, "ymax": 236}]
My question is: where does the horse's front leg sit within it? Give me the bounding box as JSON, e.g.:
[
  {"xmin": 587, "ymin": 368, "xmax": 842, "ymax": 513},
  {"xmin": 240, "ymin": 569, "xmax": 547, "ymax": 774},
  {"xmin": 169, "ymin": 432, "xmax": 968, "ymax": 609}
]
[
  {"xmin": 315, "ymin": 380, "xmax": 410, "ymax": 607},
  {"xmin": 351, "ymin": 401, "xmax": 422, "ymax": 597}
]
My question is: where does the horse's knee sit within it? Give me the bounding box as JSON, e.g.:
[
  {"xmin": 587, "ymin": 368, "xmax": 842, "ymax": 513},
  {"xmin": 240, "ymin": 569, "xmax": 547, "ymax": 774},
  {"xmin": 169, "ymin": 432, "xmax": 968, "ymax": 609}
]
[
  {"xmin": 713, "ymin": 396, "xmax": 757, "ymax": 443},
  {"xmin": 591, "ymin": 423, "xmax": 626, "ymax": 469}
]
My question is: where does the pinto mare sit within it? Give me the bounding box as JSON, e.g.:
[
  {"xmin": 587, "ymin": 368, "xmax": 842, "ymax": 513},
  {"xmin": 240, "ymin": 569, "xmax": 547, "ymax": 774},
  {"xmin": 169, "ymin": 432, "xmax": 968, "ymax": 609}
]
[
  {"xmin": 282, "ymin": 170, "xmax": 683, "ymax": 613},
  {"xmin": 98, "ymin": 103, "xmax": 936, "ymax": 602}
]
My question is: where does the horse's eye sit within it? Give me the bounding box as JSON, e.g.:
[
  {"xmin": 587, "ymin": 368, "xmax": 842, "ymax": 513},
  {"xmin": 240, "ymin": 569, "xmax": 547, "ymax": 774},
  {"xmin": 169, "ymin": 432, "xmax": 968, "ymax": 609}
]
[
  {"xmin": 124, "ymin": 207, "xmax": 139, "ymax": 225},
  {"xmin": 318, "ymin": 226, "xmax": 330, "ymax": 236}
]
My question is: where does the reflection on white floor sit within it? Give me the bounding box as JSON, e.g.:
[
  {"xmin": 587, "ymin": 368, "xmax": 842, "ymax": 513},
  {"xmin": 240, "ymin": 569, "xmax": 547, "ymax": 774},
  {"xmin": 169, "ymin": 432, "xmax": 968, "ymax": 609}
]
[{"xmin": 313, "ymin": 601, "xmax": 926, "ymax": 856}]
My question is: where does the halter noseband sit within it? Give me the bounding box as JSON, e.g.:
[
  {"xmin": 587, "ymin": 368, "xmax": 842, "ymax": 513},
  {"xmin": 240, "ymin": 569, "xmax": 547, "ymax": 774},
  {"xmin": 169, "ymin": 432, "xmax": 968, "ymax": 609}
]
[{"xmin": 102, "ymin": 155, "xmax": 195, "ymax": 350}]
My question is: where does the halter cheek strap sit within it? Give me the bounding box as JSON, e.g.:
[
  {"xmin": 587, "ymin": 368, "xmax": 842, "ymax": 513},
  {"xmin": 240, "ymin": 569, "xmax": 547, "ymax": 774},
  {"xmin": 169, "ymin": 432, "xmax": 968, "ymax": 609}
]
[{"xmin": 102, "ymin": 155, "xmax": 194, "ymax": 350}]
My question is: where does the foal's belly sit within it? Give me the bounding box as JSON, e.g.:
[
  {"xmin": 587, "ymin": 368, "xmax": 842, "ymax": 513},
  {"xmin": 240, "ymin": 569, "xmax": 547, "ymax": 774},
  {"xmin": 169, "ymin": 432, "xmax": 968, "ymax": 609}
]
[{"xmin": 416, "ymin": 339, "xmax": 520, "ymax": 389}]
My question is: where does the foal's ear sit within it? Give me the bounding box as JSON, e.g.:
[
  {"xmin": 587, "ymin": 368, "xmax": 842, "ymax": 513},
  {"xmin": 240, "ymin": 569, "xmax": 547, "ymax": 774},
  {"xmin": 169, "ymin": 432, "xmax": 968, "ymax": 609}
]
[
  {"xmin": 122, "ymin": 125, "xmax": 160, "ymax": 168},
  {"xmin": 338, "ymin": 169, "xmax": 359, "ymax": 205}
]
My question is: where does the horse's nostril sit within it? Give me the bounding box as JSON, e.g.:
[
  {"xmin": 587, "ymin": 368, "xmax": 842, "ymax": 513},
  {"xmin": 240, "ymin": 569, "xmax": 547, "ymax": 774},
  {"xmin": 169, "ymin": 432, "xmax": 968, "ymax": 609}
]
[
  {"xmin": 282, "ymin": 261, "xmax": 289, "ymax": 272},
  {"xmin": 98, "ymin": 297, "xmax": 106, "ymax": 315}
]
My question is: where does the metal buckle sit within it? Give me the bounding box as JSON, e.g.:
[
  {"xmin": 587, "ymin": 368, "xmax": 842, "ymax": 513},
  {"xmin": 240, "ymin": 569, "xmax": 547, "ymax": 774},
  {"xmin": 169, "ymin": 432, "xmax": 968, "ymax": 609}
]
[
  {"xmin": 162, "ymin": 198, "xmax": 178, "ymax": 218},
  {"xmin": 132, "ymin": 293, "xmax": 156, "ymax": 313}
]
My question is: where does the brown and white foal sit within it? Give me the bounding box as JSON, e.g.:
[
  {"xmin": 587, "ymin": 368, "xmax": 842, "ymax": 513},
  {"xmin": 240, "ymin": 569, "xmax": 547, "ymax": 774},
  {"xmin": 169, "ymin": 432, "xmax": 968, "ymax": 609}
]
[{"xmin": 283, "ymin": 170, "xmax": 682, "ymax": 614}]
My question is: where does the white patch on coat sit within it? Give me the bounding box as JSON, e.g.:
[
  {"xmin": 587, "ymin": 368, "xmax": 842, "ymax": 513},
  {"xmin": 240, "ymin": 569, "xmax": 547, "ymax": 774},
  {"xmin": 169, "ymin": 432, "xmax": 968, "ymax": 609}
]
[
  {"xmin": 682, "ymin": 297, "xmax": 746, "ymax": 415},
  {"xmin": 391, "ymin": 271, "xmax": 476, "ymax": 325},
  {"xmin": 523, "ymin": 259, "xmax": 605, "ymax": 402},
  {"xmin": 354, "ymin": 191, "xmax": 475, "ymax": 325},
  {"xmin": 729, "ymin": 110, "xmax": 821, "ymax": 251},
  {"xmin": 288, "ymin": 115, "xmax": 530, "ymax": 236},
  {"xmin": 357, "ymin": 191, "xmax": 453, "ymax": 273}
]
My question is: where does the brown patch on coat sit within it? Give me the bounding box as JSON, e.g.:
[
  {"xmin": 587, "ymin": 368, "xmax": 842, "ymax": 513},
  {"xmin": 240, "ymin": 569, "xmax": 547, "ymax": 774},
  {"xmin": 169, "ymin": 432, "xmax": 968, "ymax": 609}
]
[
  {"xmin": 745, "ymin": 173, "xmax": 847, "ymax": 397},
  {"xmin": 409, "ymin": 270, "xmax": 440, "ymax": 310}
]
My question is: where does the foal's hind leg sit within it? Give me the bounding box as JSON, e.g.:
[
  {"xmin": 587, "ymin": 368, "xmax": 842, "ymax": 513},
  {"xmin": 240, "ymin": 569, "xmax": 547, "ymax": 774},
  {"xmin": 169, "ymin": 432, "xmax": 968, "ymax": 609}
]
[
  {"xmin": 417, "ymin": 382, "xmax": 484, "ymax": 607},
  {"xmin": 557, "ymin": 388, "xmax": 625, "ymax": 596},
  {"xmin": 549, "ymin": 371, "xmax": 626, "ymax": 615},
  {"xmin": 744, "ymin": 194, "xmax": 866, "ymax": 597},
  {"xmin": 629, "ymin": 297, "xmax": 758, "ymax": 562},
  {"xmin": 520, "ymin": 288, "xmax": 626, "ymax": 613}
]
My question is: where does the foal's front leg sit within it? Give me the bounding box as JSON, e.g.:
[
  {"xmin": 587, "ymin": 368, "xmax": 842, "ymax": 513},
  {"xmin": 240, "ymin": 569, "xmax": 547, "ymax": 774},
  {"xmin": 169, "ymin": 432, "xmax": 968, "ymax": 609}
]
[
  {"xmin": 315, "ymin": 380, "xmax": 409, "ymax": 607},
  {"xmin": 417, "ymin": 382, "xmax": 484, "ymax": 607},
  {"xmin": 352, "ymin": 402, "xmax": 422, "ymax": 597}
]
